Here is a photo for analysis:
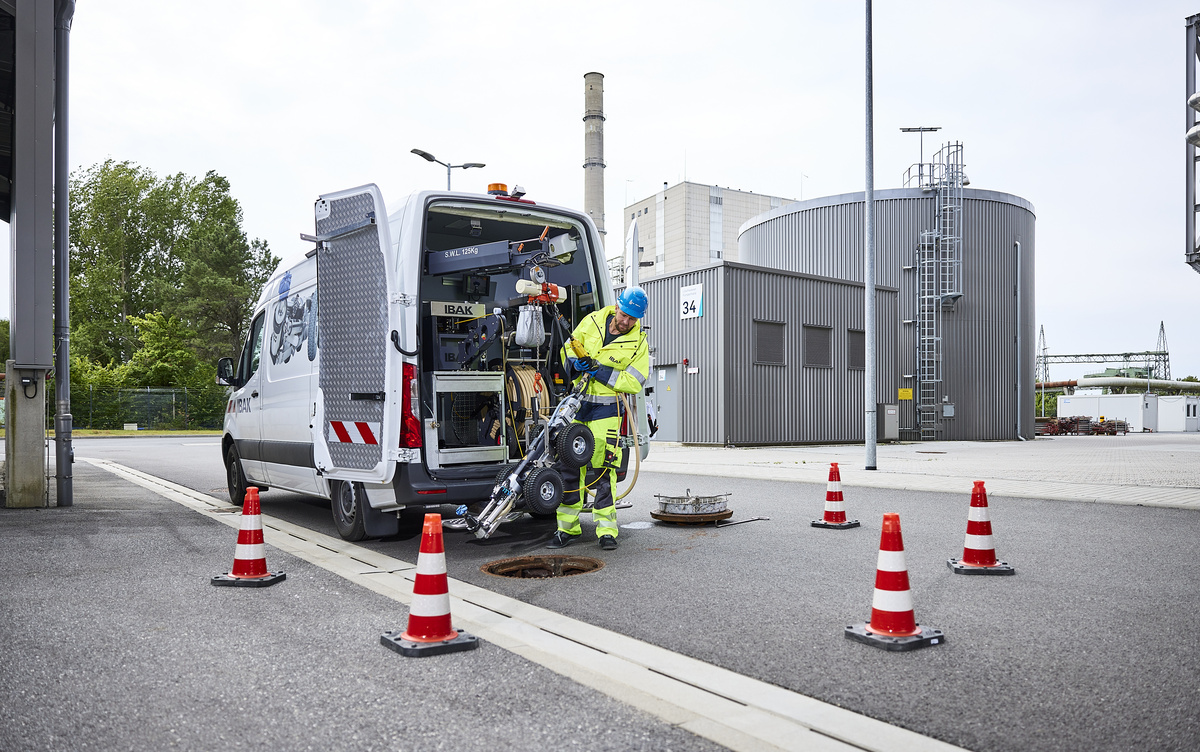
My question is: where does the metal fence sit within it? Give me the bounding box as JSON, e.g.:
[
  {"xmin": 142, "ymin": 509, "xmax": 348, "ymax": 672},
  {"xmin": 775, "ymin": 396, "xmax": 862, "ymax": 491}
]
[{"xmin": 57, "ymin": 385, "xmax": 231, "ymax": 430}]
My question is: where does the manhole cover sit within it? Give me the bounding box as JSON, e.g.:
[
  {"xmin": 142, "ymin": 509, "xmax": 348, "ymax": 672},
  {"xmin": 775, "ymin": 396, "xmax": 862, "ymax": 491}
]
[
  {"xmin": 650, "ymin": 509, "xmax": 734, "ymax": 524},
  {"xmin": 481, "ymin": 555, "xmax": 605, "ymax": 579}
]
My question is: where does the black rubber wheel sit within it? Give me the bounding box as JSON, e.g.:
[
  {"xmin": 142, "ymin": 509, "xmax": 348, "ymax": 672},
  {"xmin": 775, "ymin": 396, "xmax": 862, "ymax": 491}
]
[
  {"xmin": 494, "ymin": 463, "xmax": 520, "ymax": 492},
  {"xmin": 226, "ymin": 444, "xmax": 248, "ymax": 506},
  {"xmin": 523, "ymin": 467, "xmax": 563, "ymax": 515},
  {"xmin": 555, "ymin": 423, "xmax": 594, "ymax": 470},
  {"xmin": 331, "ymin": 480, "xmax": 367, "ymax": 541}
]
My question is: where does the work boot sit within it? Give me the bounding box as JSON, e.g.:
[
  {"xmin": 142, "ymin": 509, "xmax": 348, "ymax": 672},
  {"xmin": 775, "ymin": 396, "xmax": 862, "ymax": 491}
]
[
  {"xmin": 598, "ymin": 535, "xmax": 618, "ymax": 551},
  {"xmin": 546, "ymin": 530, "xmax": 581, "ymax": 549}
]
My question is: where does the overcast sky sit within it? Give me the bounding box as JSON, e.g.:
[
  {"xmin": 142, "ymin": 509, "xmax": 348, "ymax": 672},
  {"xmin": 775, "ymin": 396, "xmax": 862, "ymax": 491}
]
[{"xmin": 5, "ymin": 0, "xmax": 1199, "ymax": 379}]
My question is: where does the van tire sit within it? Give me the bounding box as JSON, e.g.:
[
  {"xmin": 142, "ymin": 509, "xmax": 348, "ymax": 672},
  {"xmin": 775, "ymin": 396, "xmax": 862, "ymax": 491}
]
[
  {"xmin": 226, "ymin": 445, "xmax": 248, "ymax": 506},
  {"xmin": 331, "ymin": 480, "xmax": 367, "ymax": 541}
]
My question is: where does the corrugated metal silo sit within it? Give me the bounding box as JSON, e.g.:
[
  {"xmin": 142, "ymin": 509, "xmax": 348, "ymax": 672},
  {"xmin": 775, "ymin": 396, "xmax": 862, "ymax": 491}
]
[{"xmin": 739, "ymin": 188, "xmax": 1036, "ymax": 441}]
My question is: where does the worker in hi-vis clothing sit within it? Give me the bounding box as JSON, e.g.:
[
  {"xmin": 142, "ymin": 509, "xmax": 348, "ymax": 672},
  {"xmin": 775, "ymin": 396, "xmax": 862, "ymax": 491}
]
[{"xmin": 546, "ymin": 286, "xmax": 650, "ymax": 551}]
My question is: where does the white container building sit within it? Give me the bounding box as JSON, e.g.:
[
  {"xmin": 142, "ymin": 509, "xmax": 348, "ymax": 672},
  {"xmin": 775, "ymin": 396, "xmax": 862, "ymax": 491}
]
[
  {"xmin": 1057, "ymin": 393, "xmax": 1159, "ymax": 433},
  {"xmin": 1156, "ymin": 395, "xmax": 1200, "ymax": 432}
]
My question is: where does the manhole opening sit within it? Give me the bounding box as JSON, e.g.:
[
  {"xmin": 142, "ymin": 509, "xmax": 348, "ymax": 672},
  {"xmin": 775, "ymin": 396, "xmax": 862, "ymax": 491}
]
[{"xmin": 481, "ymin": 555, "xmax": 605, "ymax": 579}]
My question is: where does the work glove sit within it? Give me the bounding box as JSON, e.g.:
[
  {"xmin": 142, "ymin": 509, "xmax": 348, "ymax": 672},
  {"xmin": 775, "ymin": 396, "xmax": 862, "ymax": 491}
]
[{"xmin": 570, "ymin": 357, "xmax": 598, "ymax": 375}]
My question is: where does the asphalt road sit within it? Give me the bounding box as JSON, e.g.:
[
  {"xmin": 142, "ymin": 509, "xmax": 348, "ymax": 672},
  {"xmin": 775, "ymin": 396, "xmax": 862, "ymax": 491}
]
[
  {"xmin": 0, "ymin": 457, "xmax": 721, "ymax": 752},
  {"xmin": 39, "ymin": 437, "xmax": 1200, "ymax": 751}
]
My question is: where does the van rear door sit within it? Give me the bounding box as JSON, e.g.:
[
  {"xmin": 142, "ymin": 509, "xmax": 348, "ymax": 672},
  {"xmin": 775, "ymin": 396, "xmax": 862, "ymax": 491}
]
[{"xmin": 311, "ymin": 184, "xmax": 398, "ymax": 483}]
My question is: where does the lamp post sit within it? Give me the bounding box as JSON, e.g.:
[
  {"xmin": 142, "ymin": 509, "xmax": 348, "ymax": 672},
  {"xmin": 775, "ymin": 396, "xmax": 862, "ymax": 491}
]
[{"xmin": 410, "ymin": 149, "xmax": 485, "ymax": 190}]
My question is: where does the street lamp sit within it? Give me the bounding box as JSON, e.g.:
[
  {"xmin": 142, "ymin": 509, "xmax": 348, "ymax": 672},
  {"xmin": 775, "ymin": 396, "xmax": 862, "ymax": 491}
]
[{"xmin": 410, "ymin": 148, "xmax": 486, "ymax": 190}]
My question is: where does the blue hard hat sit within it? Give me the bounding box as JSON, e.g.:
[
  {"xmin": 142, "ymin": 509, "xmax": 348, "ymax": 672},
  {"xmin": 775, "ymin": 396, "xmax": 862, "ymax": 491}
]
[{"xmin": 617, "ymin": 286, "xmax": 648, "ymax": 319}]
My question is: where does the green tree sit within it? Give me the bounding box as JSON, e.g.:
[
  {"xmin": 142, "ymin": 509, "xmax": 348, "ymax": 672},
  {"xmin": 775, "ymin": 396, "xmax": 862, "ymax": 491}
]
[
  {"xmin": 0, "ymin": 319, "xmax": 9, "ymax": 365},
  {"xmin": 123, "ymin": 312, "xmax": 214, "ymax": 388},
  {"xmin": 69, "ymin": 160, "xmax": 160, "ymax": 364},
  {"xmin": 69, "ymin": 160, "xmax": 278, "ymax": 371},
  {"xmin": 174, "ymin": 172, "xmax": 277, "ymax": 362}
]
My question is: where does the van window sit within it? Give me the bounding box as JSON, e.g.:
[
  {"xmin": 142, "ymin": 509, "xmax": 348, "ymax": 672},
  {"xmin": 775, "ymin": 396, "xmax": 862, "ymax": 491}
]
[{"xmin": 240, "ymin": 312, "xmax": 266, "ymax": 382}]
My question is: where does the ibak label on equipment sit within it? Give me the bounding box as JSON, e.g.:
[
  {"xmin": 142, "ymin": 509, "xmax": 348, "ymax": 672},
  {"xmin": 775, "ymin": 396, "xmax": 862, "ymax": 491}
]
[{"xmin": 428, "ymin": 301, "xmax": 487, "ymax": 318}]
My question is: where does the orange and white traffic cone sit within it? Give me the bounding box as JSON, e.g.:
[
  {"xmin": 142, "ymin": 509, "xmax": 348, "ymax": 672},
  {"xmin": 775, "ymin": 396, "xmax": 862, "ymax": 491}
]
[
  {"xmin": 811, "ymin": 463, "xmax": 860, "ymax": 529},
  {"xmin": 381, "ymin": 513, "xmax": 479, "ymax": 657},
  {"xmin": 948, "ymin": 481, "xmax": 1015, "ymax": 575},
  {"xmin": 845, "ymin": 513, "xmax": 944, "ymax": 651},
  {"xmin": 211, "ymin": 487, "xmax": 285, "ymax": 588}
]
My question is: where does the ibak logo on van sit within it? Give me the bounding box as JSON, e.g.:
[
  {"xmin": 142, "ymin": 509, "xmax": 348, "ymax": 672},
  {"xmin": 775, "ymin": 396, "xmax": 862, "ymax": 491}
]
[{"xmin": 431, "ymin": 301, "xmax": 485, "ymax": 318}]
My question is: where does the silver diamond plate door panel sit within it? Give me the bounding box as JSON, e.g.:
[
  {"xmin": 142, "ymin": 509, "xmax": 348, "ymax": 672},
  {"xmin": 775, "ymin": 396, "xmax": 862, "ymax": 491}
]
[{"xmin": 317, "ymin": 192, "xmax": 388, "ymax": 470}]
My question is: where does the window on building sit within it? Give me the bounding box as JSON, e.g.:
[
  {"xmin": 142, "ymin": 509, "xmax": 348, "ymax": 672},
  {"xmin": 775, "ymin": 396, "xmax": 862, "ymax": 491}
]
[
  {"xmin": 803, "ymin": 325, "xmax": 832, "ymax": 368},
  {"xmin": 754, "ymin": 321, "xmax": 785, "ymax": 366},
  {"xmin": 847, "ymin": 329, "xmax": 865, "ymax": 370}
]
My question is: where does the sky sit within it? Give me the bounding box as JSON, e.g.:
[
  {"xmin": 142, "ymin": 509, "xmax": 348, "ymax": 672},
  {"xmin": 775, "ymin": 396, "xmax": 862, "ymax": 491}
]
[{"xmin": 4, "ymin": 0, "xmax": 1199, "ymax": 380}]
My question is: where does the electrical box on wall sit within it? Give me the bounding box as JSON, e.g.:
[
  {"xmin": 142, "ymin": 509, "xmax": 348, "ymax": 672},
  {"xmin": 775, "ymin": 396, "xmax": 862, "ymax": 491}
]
[{"xmin": 877, "ymin": 403, "xmax": 899, "ymax": 441}]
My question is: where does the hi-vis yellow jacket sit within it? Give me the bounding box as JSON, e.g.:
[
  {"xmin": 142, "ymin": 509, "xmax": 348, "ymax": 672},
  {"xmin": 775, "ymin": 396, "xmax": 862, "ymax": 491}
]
[{"xmin": 563, "ymin": 305, "xmax": 650, "ymax": 422}]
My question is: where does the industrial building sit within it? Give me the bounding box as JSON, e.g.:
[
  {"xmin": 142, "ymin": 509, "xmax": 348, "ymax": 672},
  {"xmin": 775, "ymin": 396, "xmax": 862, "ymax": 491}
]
[
  {"xmin": 616, "ymin": 182, "xmax": 793, "ymax": 280},
  {"xmin": 634, "ymin": 146, "xmax": 1036, "ymax": 445}
]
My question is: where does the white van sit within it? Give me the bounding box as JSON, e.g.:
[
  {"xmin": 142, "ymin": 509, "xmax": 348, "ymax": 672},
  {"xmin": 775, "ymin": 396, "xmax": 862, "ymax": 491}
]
[{"xmin": 217, "ymin": 184, "xmax": 648, "ymax": 540}]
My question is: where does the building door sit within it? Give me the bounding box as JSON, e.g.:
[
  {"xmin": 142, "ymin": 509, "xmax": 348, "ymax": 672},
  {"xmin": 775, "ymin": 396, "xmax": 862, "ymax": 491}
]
[{"xmin": 654, "ymin": 364, "xmax": 681, "ymax": 442}]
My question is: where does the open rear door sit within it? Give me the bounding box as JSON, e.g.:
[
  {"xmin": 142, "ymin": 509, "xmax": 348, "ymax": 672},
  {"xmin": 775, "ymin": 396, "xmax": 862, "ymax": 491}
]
[{"xmin": 312, "ymin": 184, "xmax": 397, "ymax": 482}]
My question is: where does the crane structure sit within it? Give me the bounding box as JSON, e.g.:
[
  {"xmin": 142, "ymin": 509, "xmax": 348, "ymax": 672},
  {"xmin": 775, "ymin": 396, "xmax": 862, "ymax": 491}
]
[{"xmin": 1035, "ymin": 323, "xmax": 1172, "ymax": 383}]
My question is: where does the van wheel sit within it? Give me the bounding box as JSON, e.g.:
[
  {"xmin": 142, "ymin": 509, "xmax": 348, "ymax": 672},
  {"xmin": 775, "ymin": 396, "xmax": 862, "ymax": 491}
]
[
  {"xmin": 226, "ymin": 445, "xmax": 248, "ymax": 506},
  {"xmin": 332, "ymin": 480, "xmax": 367, "ymax": 541}
]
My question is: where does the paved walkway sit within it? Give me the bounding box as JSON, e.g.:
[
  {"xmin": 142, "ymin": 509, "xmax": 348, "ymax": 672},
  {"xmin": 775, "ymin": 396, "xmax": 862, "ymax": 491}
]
[{"xmin": 641, "ymin": 433, "xmax": 1200, "ymax": 509}]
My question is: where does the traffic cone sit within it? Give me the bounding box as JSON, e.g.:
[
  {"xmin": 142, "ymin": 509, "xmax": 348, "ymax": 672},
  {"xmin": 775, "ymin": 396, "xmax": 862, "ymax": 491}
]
[
  {"xmin": 845, "ymin": 513, "xmax": 944, "ymax": 651},
  {"xmin": 381, "ymin": 513, "xmax": 479, "ymax": 657},
  {"xmin": 211, "ymin": 487, "xmax": 285, "ymax": 588},
  {"xmin": 948, "ymin": 481, "xmax": 1015, "ymax": 575},
  {"xmin": 811, "ymin": 463, "xmax": 860, "ymax": 529}
]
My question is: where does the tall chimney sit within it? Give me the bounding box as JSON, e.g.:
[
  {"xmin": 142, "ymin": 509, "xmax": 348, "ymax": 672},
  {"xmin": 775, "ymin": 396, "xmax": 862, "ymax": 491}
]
[{"xmin": 583, "ymin": 72, "xmax": 605, "ymax": 236}]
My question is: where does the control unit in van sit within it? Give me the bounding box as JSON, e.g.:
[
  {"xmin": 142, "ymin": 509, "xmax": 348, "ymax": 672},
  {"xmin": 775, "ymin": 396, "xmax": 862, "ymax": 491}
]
[{"xmin": 217, "ymin": 183, "xmax": 648, "ymax": 541}]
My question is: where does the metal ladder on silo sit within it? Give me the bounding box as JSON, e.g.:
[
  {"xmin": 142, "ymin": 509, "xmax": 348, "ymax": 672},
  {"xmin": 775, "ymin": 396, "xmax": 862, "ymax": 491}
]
[
  {"xmin": 917, "ymin": 230, "xmax": 941, "ymax": 440},
  {"xmin": 935, "ymin": 143, "xmax": 964, "ymax": 309}
]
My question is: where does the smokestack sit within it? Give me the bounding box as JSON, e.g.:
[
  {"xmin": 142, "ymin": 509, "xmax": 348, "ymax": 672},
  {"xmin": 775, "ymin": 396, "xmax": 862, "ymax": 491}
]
[{"xmin": 583, "ymin": 72, "xmax": 605, "ymax": 236}]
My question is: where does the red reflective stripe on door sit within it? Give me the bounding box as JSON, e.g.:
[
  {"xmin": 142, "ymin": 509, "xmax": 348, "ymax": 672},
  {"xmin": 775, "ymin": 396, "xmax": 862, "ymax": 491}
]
[
  {"xmin": 330, "ymin": 421, "xmax": 353, "ymax": 443},
  {"xmin": 356, "ymin": 422, "xmax": 378, "ymax": 445}
]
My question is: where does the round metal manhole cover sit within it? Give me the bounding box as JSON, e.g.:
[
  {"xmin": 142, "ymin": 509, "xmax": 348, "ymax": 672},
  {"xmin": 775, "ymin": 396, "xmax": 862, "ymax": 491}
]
[
  {"xmin": 481, "ymin": 555, "xmax": 605, "ymax": 579},
  {"xmin": 650, "ymin": 508, "xmax": 734, "ymax": 524}
]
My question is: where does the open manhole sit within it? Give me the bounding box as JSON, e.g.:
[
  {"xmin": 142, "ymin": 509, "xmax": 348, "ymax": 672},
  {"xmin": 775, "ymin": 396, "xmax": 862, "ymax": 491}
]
[{"xmin": 481, "ymin": 555, "xmax": 604, "ymax": 579}]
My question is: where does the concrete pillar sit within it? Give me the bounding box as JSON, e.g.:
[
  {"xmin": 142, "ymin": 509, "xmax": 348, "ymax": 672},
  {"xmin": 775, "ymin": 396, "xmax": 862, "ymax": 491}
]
[
  {"xmin": 6, "ymin": 0, "xmax": 57, "ymax": 508},
  {"xmin": 5, "ymin": 361, "xmax": 47, "ymax": 507}
]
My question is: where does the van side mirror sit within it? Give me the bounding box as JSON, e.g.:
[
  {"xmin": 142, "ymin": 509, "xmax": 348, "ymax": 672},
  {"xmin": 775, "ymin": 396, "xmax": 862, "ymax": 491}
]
[{"xmin": 216, "ymin": 357, "xmax": 239, "ymax": 387}]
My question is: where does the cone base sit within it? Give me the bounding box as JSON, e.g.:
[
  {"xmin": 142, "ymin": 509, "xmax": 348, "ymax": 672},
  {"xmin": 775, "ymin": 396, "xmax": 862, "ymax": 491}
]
[
  {"xmin": 844, "ymin": 622, "xmax": 945, "ymax": 651},
  {"xmin": 811, "ymin": 519, "xmax": 860, "ymax": 529},
  {"xmin": 948, "ymin": 558, "xmax": 1015, "ymax": 575},
  {"xmin": 381, "ymin": 628, "xmax": 479, "ymax": 657},
  {"xmin": 211, "ymin": 571, "xmax": 286, "ymax": 588}
]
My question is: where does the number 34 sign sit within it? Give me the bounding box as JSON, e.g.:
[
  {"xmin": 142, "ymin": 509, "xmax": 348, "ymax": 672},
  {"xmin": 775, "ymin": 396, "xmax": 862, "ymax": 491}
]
[{"xmin": 680, "ymin": 283, "xmax": 703, "ymax": 320}]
